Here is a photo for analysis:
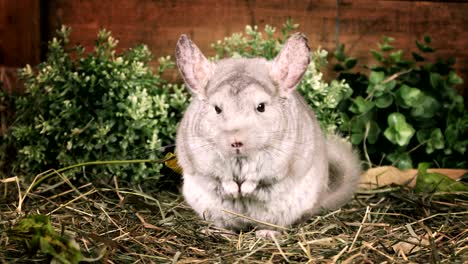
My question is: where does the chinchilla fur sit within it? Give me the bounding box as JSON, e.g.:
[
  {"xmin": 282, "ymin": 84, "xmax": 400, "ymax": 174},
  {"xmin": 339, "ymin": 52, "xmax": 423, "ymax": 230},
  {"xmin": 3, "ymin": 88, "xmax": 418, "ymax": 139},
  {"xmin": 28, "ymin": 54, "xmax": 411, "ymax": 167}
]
[{"xmin": 174, "ymin": 33, "xmax": 361, "ymax": 238}]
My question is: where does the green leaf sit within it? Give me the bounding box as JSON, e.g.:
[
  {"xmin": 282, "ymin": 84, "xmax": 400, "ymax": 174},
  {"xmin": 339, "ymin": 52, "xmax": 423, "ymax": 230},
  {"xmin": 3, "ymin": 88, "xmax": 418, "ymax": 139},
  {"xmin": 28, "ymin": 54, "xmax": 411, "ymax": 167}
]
[
  {"xmin": 349, "ymin": 115, "xmax": 369, "ymax": 145},
  {"xmin": 447, "ymin": 57, "xmax": 456, "ymax": 66},
  {"xmin": 366, "ymin": 83, "xmax": 387, "ymax": 96},
  {"xmin": 379, "ymin": 37, "xmax": 395, "ymax": 52},
  {"xmin": 8, "ymin": 214, "xmax": 83, "ymax": 263},
  {"xmin": 454, "ymin": 140, "xmax": 468, "ymax": 154},
  {"xmin": 333, "ymin": 64, "xmax": 345, "ymax": 72},
  {"xmin": 431, "ymin": 128, "xmax": 444, "ymax": 149},
  {"xmin": 415, "ymin": 163, "xmax": 468, "ymax": 198},
  {"xmin": 334, "ymin": 43, "xmax": 346, "ymax": 62},
  {"xmin": 387, "ymin": 152, "xmax": 413, "ymax": 169},
  {"xmin": 448, "ymin": 71, "xmax": 463, "ymax": 85},
  {"xmin": 344, "ymin": 57, "xmax": 357, "ymax": 69},
  {"xmin": 379, "ymin": 43, "xmax": 394, "ymax": 52},
  {"xmin": 444, "ymin": 148, "xmax": 453, "ymax": 155},
  {"xmin": 389, "ymin": 50, "xmax": 403, "ymax": 62},
  {"xmin": 349, "ymin": 96, "xmax": 375, "ymax": 114},
  {"xmin": 424, "ymin": 35, "xmax": 432, "ymax": 44},
  {"xmin": 412, "ymin": 52, "xmax": 425, "ymax": 62},
  {"xmin": 386, "ymin": 112, "xmax": 405, "ymax": 127},
  {"xmin": 410, "ymin": 95, "xmax": 440, "ymax": 118},
  {"xmin": 430, "ymin": 72, "xmax": 442, "ymax": 88},
  {"xmin": 444, "ymin": 124, "xmax": 459, "ymax": 146},
  {"xmin": 375, "ymin": 93, "xmax": 394, "ymax": 108},
  {"xmin": 385, "ymin": 80, "xmax": 397, "ymax": 90},
  {"xmin": 424, "ymin": 128, "xmax": 445, "ymax": 154},
  {"xmin": 416, "ymin": 129, "xmax": 431, "ymax": 144},
  {"xmin": 371, "ymin": 50, "xmax": 384, "ymax": 62},
  {"xmin": 384, "ymin": 112, "xmax": 415, "ymax": 146},
  {"xmin": 350, "ymin": 133, "xmax": 364, "ymax": 145},
  {"xmin": 398, "ymin": 85, "xmax": 423, "ymax": 107},
  {"xmin": 416, "ymin": 40, "xmax": 434, "ymax": 53},
  {"xmin": 383, "ymin": 36, "xmax": 395, "ymax": 43},
  {"xmin": 369, "ymin": 80, "xmax": 396, "ymax": 98},
  {"xmin": 369, "ymin": 71, "xmax": 385, "ymax": 84},
  {"xmin": 366, "ymin": 120, "xmax": 381, "ymax": 144}
]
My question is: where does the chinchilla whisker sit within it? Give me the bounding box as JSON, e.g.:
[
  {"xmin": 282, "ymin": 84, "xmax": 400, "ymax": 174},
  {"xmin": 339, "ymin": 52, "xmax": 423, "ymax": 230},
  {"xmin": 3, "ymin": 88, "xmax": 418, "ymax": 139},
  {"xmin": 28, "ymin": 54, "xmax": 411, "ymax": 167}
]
[
  {"xmin": 263, "ymin": 143, "xmax": 304, "ymax": 160},
  {"xmin": 264, "ymin": 129, "xmax": 299, "ymax": 134},
  {"xmin": 258, "ymin": 136, "xmax": 317, "ymax": 146},
  {"xmin": 188, "ymin": 143, "xmax": 216, "ymax": 152},
  {"xmin": 268, "ymin": 145, "xmax": 309, "ymax": 161}
]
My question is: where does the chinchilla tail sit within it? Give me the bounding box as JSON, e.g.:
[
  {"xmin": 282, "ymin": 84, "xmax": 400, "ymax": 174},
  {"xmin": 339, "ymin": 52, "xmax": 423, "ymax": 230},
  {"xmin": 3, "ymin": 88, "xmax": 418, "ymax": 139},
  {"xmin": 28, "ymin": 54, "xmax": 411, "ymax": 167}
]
[{"xmin": 321, "ymin": 135, "xmax": 362, "ymax": 210}]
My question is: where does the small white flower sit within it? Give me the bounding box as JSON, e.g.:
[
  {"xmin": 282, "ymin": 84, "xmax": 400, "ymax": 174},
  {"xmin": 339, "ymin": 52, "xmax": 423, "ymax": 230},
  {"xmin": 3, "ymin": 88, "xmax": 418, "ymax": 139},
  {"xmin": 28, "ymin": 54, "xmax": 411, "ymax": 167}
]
[{"xmin": 129, "ymin": 95, "xmax": 138, "ymax": 104}]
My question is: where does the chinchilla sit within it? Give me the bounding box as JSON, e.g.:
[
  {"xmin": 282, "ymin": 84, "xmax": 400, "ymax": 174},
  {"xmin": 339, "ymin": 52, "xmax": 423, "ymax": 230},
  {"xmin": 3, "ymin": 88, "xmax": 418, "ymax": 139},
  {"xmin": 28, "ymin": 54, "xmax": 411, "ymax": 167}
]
[{"xmin": 175, "ymin": 33, "xmax": 361, "ymax": 238}]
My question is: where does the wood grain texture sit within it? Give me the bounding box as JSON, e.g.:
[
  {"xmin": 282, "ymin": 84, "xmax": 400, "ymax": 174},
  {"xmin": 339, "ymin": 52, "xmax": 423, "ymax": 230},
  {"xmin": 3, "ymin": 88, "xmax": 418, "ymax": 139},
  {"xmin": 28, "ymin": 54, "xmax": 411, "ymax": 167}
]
[
  {"xmin": 45, "ymin": 0, "xmax": 467, "ymax": 96},
  {"xmin": 337, "ymin": 0, "xmax": 468, "ymax": 96},
  {"xmin": 46, "ymin": 0, "xmax": 338, "ymax": 80},
  {"xmin": 0, "ymin": 0, "xmax": 40, "ymax": 67},
  {"xmin": 0, "ymin": 0, "xmax": 466, "ymax": 96},
  {"xmin": 46, "ymin": 0, "xmax": 337, "ymax": 57}
]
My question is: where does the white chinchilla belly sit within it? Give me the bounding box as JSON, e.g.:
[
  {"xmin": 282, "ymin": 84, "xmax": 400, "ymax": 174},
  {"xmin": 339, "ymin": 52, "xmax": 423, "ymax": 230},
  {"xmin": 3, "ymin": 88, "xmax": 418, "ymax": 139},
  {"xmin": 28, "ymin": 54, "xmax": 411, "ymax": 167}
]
[{"xmin": 181, "ymin": 138, "xmax": 328, "ymax": 231}]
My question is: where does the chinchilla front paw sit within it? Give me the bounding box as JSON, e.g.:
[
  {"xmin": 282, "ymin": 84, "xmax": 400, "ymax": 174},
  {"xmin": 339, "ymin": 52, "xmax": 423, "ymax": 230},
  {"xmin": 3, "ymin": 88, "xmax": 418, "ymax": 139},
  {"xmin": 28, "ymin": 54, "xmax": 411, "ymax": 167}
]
[
  {"xmin": 241, "ymin": 180, "xmax": 257, "ymax": 195},
  {"xmin": 222, "ymin": 180, "xmax": 239, "ymax": 197}
]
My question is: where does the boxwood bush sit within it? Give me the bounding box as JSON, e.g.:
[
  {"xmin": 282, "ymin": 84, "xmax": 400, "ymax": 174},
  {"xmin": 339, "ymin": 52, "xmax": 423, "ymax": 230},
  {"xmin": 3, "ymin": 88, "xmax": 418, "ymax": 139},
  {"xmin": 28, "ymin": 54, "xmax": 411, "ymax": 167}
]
[{"xmin": 2, "ymin": 26, "xmax": 188, "ymax": 181}]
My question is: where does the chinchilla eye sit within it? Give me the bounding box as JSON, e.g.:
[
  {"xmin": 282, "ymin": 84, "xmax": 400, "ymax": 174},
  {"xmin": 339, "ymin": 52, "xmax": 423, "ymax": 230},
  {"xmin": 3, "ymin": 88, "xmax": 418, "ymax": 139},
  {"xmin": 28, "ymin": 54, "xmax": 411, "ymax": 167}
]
[
  {"xmin": 256, "ymin": 103, "xmax": 265, "ymax": 113},
  {"xmin": 214, "ymin": 105, "xmax": 222, "ymax": 114}
]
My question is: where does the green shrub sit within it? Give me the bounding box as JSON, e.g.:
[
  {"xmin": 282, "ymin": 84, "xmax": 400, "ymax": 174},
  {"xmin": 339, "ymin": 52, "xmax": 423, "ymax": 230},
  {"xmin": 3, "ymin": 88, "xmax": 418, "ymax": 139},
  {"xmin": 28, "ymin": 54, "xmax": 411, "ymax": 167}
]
[
  {"xmin": 1, "ymin": 21, "xmax": 355, "ymax": 181},
  {"xmin": 212, "ymin": 20, "xmax": 352, "ymax": 134},
  {"xmin": 0, "ymin": 85, "xmax": 16, "ymax": 172},
  {"xmin": 3, "ymin": 26, "xmax": 188, "ymax": 180},
  {"xmin": 0, "ymin": 88, "xmax": 14, "ymax": 131},
  {"xmin": 334, "ymin": 36, "xmax": 468, "ymax": 169},
  {"xmin": 6, "ymin": 21, "xmax": 464, "ymax": 182}
]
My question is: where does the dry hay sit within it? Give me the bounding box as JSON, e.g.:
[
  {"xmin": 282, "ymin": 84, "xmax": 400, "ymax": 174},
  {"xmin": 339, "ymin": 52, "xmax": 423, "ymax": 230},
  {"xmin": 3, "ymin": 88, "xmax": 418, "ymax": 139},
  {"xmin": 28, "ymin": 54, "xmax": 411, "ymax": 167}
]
[{"xmin": 1, "ymin": 169, "xmax": 467, "ymax": 263}]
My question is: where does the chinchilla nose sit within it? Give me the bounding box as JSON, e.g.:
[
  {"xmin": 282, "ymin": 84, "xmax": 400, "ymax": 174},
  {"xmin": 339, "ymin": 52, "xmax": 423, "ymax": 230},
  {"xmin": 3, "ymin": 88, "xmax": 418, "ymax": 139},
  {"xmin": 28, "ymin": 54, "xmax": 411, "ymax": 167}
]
[{"xmin": 231, "ymin": 141, "xmax": 244, "ymax": 148}]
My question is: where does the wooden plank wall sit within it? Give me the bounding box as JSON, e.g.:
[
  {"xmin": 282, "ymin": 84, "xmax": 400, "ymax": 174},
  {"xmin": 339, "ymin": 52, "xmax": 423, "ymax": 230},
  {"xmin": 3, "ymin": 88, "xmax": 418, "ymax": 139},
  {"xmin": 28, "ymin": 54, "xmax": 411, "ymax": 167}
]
[
  {"xmin": 1, "ymin": 0, "xmax": 467, "ymax": 98},
  {"xmin": 0, "ymin": 0, "xmax": 40, "ymax": 67}
]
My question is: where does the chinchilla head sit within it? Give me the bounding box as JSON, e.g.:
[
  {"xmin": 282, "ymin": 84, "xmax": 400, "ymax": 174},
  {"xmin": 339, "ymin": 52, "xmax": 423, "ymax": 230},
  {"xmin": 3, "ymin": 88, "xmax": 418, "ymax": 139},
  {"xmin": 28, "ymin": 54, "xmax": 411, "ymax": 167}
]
[{"xmin": 175, "ymin": 33, "xmax": 310, "ymax": 157}]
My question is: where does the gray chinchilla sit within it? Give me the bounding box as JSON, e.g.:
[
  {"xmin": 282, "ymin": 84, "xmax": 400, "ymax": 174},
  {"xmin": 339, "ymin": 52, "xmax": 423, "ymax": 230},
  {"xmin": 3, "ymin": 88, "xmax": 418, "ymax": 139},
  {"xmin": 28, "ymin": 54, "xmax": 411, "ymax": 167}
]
[{"xmin": 175, "ymin": 33, "xmax": 361, "ymax": 238}]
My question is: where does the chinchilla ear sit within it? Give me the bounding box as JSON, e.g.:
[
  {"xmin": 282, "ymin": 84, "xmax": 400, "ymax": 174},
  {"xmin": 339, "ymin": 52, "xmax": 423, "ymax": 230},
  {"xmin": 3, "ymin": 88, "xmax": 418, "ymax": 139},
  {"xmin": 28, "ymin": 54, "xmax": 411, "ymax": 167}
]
[
  {"xmin": 270, "ymin": 33, "xmax": 310, "ymax": 95},
  {"xmin": 175, "ymin": 35, "xmax": 214, "ymax": 98}
]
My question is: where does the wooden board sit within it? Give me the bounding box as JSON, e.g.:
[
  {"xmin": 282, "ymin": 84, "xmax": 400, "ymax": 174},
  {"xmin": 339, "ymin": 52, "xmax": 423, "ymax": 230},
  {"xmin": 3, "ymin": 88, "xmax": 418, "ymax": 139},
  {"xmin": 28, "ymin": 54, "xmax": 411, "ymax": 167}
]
[
  {"xmin": 45, "ymin": 0, "xmax": 468, "ymax": 97},
  {"xmin": 0, "ymin": 0, "xmax": 466, "ymax": 98},
  {"xmin": 0, "ymin": 0, "xmax": 40, "ymax": 67},
  {"xmin": 45, "ymin": 0, "xmax": 338, "ymax": 80},
  {"xmin": 337, "ymin": 0, "xmax": 468, "ymax": 96},
  {"xmin": 46, "ymin": 1, "xmax": 336, "ymax": 56}
]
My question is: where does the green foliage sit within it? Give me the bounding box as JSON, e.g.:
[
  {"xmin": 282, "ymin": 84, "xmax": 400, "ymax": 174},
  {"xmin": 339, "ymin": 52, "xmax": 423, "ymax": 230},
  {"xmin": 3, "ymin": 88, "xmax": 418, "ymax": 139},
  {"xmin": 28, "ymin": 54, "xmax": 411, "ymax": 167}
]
[
  {"xmin": 0, "ymin": 88, "xmax": 14, "ymax": 129},
  {"xmin": 415, "ymin": 163, "xmax": 468, "ymax": 199},
  {"xmin": 211, "ymin": 19, "xmax": 299, "ymax": 60},
  {"xmin": 0, "ymin": 87, "xmax": 16, "ymax": 172},
  {"xmin": 3, "ymin": 26, "xmax": 188, "ymax": 180},
  {"xmin": 335, "ymin": 36, "xmax": 468, "ymax": 169},
  {"xmin": 7, "ymin": 214, "xmax": 83, "ymax": 263},
  {"xmin": 212, "ymin": 20, "xmax": 352, "ymax": 133},
  {"xmin": 1, "ymin": 21, "xmax": 352, "ymax": 181}
]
